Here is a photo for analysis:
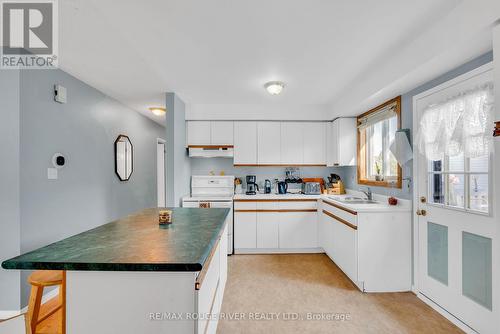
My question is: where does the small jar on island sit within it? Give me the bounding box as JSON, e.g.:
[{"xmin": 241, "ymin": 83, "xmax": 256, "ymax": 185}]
[{"xmin": 159, "ymin": 210, "xmax": 172, "ymax": 225}]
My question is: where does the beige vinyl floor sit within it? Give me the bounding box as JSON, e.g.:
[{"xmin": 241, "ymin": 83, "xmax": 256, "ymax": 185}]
[{"xmin": 217, "ymin": 254, "xmax": 463, "ymax": 334}]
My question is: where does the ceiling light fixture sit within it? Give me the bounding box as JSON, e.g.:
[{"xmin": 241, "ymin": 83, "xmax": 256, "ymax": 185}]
[
  {"xmin": 149, "ymin": 107, "xmax": 166, "ymax": 116},
  {"xmin": 264, "ymin": 81, "xmax": 285, "ymax": 95}
]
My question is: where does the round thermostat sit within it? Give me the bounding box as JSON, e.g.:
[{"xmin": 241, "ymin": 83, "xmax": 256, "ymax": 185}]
[{"xmin": 52, "ymin": 153, "xmax": 66, "ymax": 169}]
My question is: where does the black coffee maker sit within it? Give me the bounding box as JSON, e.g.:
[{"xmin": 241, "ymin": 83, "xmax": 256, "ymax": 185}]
[{"xmin": 246, "ymin": 175, "xmax": 259, "ymax": 195}]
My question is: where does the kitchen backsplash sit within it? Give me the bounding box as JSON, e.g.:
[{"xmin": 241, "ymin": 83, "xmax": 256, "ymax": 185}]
[
  {"xmin": 339, "ymin": 165, "xmax": 413, "ymax": 200},
  {"xmin": 190, "ymin": 158, "xmax": 340, "ymax": 188},
  {"xmin": 189, "ymin": 158, "xmax": 412, "ymax": 199}
]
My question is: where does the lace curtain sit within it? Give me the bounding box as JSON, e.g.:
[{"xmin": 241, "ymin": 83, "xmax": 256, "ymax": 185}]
[{"xmin": 417, "ymin": 83, "xmax": 494, "ymax": 161}]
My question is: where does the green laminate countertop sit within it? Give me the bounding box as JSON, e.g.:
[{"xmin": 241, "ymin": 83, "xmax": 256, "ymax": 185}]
[{"xmin": 1, "ymin": 208, "xmax": 229, "ymax": 272}]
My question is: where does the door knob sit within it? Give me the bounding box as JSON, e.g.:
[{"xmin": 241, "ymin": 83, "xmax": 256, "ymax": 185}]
[{"xmin": 416, "ymin": 209, "xmax": 427, "ymax": 216}]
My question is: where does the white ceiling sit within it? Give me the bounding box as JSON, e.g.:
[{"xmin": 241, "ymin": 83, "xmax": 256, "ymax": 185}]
[{"xmin": 58, "ymin": 0, "xmax": 498, "ymax": 124}]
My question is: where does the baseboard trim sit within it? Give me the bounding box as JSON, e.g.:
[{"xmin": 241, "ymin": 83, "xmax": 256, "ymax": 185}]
[
  {"xmin": 1, "ymin": 287, "xmax": 59, "ymax": 319},
  {"xmin": 416, "ymin": 292, "xmax": 477, "ymax": 334},
  {"xmin": 234, "ymin": 248, "xmax": 323, "ymax": 254}
]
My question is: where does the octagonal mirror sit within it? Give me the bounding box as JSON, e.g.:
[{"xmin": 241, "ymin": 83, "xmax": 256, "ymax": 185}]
[{"xmin": 115, "ymin": 135, "xmax": 133, "ymax": 181}]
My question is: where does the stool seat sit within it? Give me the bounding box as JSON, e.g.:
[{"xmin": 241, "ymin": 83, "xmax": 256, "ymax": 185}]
[{"xmin": 28, "ymin": 270, "xmax": 63, "ymax": 287}]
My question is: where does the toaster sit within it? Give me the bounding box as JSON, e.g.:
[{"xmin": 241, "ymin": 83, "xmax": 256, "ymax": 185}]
[{"xmin": 302, "ymin": 182, "xmax": 321, "ymax": 195}]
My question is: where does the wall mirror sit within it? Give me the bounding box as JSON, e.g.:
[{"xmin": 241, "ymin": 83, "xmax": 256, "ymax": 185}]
[{"xmin": 114, "ymin": 135, "xmax": 133, "ymax": 181}]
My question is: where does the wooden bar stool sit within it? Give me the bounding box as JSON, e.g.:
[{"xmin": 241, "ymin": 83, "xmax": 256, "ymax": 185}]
[{"xmin": 27, "ymin": 270, "xmax": 66, "ymax": 334}]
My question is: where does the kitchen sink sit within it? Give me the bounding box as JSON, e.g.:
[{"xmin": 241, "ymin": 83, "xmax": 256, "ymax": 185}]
[{"xmin": 330, "ymin": 196, "xmax": 378, "ymax": 204}]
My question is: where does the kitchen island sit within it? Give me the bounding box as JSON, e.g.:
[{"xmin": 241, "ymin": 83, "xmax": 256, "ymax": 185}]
[{"xmin": 2, "ymin": 208, "xmax": 230, "ymax": 334}]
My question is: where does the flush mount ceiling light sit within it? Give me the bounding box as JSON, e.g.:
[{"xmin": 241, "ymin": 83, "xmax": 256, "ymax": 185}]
[
  {"xmin": 264, "ymin": 81, "xmax": 285, "ymax": 95},
  {"xmin": 149, "ymin": 107, "xmax": 166, "ymax": 116}
]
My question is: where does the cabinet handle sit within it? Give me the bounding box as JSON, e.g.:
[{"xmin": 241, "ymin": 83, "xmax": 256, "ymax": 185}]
[
  {"xmin": 323, "ymin": 200, "xmax": 357, "ymax": 215},
  {"xmin": 235, "ymin": 209, "xmax": 316, "ymax": 213},
  {"xmin": 322, "ymin": 210, "xmax": 357, "ymax": 230}
]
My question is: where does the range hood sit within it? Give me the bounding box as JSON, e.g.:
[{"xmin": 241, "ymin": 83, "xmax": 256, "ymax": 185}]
[{"xmin": 188, "ymin": 146, "xmax": 234, "ymax": 158}]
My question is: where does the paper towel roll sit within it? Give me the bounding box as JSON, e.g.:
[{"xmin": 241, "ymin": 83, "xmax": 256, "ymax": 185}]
[{"xmin": 390, "ymin": 129, "xmax": 413, "ymax": 165}]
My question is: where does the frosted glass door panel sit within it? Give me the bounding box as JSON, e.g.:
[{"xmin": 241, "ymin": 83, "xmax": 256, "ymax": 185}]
[
  {"xmin": 462, "ymin": 232, "xmax": 492, "ymax": 310},
  {"xmin": 427, "ymin": 222, "xmax": 448, "ymax": 285}
]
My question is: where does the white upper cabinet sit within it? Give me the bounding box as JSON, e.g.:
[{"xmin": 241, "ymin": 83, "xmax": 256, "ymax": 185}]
[
  {"xmin": 187, "ymin": 120, "xmax": 333, "ymax": 166},
  {"xmin": 280, "ymin": 122, "xmax": 304, "ymax": 165},
  {"xmin": 186, "ymin": 121, "xmax": 234, "ymax": 146},
  {"xmin": 211, "ymin": 121, "xmax": 233, "ymax": 145},
  {"xmin": 234, "ymin": 121, "xmax": 257, "ymax": 165},
  {"xmin": 186, "ymin": 121, "xmax": 211, "ymax": 146},
  {"xmin": 257, "ymin": 122, "xmax": 281, "ymax": 164},
  {"xmin": 327, "ymin": 118, "xmax": 357, "ymax": 166},
  {"xmin": 303, "ymin": 122, "xmax": 326, "ymax": 165}
]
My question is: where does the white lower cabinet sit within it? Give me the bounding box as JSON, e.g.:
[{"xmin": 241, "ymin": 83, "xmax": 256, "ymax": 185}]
[
  {"xmin": 330, "ymin": 216, "xmax": 357, "ymax": 283},
  {"xmin": 257, "ymin": 212, "xmax": 280, "ymax": 248},
  {"xmin": 234, "ymin": 200, "xmax": 319, "ymax": 253},
  {"xmin": 319, "ymin": 209, "xmax": 334, "ymax": 257},
  {"xmin": 320, "ymin": 199, "xmax": 411, "ymax": 292},
  {"xmin": 234, "ymin": 211, "xmax": 257, "ymax": 249},
  {"xmin": 279, "ymin": 212, "xmax": 317, "ymax": 249},
  {"xmin": 196, "ymin": 223, "xmax": 228, "ymax": 334},
  {"xmin": 321, "ymin": 202, "xmax": 361, "ymax": 289}
]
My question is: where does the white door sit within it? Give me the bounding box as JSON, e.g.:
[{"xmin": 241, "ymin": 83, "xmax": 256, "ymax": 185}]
[
  {"xmin": 234, "ymin": 121, "xmax": 257, "ymax": 165},
  {"xmin": 414, "ymin": 64, "xmax": 497, "ymax": 333},
  {"xmin": 332, "ymin": 118, "xmax": 357, "ymax": 166},
  {"xmin": 186, "ymin": 121, "xmax": 211, "ymax": 146},
  {"xmin": 303, "ymin": 122, "xmax": 326, "ymax": 165},
  {"xmin": 330, "ymin": 215, "xmax": 358, "ymax": 284},
  {"xmin": 156, "ymin": 139, "xmax": 166, "ymax": 207},
  {"xmin": 211, "ymin": 121, "xmax": 234, "ymax": 146},
  {"xmin": 281, "ymin": 122, "xmax": 304, "ymax": 165},
  {"xmin": 320, "ymin": 208, "xmax": 335, "ymax": 258},
  {"xmin": 234, "ymin": 211, "xmax": 256, "ymax": 249},
  {"xmin": 257, "ymin": 122, "xmax": 281, "ymax": 164},
  {"xmin": 256, "ymin": 212, "xmax": 279, "ymax": 249},
  {"xmin": 279, "ymin": 212, "xmax": 317, "ymax": 249}
]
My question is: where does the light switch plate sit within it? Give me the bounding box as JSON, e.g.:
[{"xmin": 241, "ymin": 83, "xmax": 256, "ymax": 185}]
[
  {"xmin": 48, "ymin": 167, "xmax": 58, "ymax": 180},
  {"xmin": 54, "ymin": 84, "xmax": 67, "ymax": 104}
]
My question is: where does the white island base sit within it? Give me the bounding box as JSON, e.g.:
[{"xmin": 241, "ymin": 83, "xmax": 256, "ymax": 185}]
[{"xmin": 66, "ymin": 227, "xmax": 228, "ymax": 334}]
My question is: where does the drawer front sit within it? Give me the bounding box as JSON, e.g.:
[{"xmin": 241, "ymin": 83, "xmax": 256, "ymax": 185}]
[
  {"xmin": 234, "ymin": 201, "xmax": 257, "ymax": 210},
  {"xmin": 256, "ymin": 201, "xmax": 279, "ymax": 210},
  {"xmin": 279, "ymin": 200, "xmax": 317, "ymax": 211},
  {"xmin": 322, "ymin": 200, "xmax": 357, "ymax": 227}
]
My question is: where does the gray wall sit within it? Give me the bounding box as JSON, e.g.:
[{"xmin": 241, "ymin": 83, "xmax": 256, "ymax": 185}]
[
  {"xmin": 166, "ymin": 93, "xmax": 191, "ymax": 206},
  {"xmin": 16, "ymin": 69, "xmax": 165, "ymax": 306},
  {"xmin": 0, "ymin": 70, "xmax": 21, "ymax": 311},
  {"xmin": 339, "ymin": 51, "xmax": 494, "ymax": 200}
]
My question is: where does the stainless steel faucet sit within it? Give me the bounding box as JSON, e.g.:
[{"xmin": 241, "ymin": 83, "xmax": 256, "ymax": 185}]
[{"xmin": 360, "ymin": 187, "xmax": 372, "ymax": 200}]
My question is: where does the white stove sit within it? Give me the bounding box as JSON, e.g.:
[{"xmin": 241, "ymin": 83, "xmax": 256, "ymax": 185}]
[{"xmin": 182, "ymin": 175, "xmax": 234, "ymax": 255}]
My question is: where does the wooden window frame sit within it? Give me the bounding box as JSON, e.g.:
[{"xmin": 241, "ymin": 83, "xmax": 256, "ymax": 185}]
[{"xmin": 357, "ymin": 96, "xmax": 402, "ymax": 189}]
